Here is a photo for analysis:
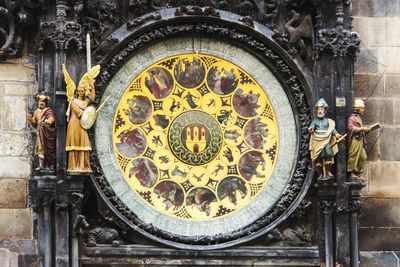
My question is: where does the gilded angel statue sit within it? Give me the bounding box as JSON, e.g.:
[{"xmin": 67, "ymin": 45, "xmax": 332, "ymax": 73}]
[{"xmin": 63, "ymin": 64, "xmax": 100, "ymax": 173}]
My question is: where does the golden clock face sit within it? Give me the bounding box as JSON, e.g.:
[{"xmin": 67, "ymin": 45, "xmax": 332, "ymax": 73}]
[{"xmin": 112, "ymin": 54, "xmax": 279, "ymax": 221}]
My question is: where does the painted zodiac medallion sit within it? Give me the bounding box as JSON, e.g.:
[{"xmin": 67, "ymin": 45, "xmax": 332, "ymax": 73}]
[{"xmin": 112, "ymin": 54, "xmax": 279, "ymax": 221}]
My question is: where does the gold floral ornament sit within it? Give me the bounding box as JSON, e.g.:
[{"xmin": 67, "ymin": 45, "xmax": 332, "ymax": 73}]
[{"xmin": 63, "ymin": 64, "xmax": 101, "ymax": 173}]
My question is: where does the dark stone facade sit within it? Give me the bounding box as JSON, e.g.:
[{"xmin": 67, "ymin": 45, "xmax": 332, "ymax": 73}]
[{"xmin": 1, "ymin": 0, "xmax": 384, "ymax": 266}]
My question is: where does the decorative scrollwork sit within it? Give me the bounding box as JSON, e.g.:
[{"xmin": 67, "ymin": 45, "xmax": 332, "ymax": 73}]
[
  {"xmin": 290, "ymin": 198, "xmax": 312, "ymax": 218},
  {"xmin": 273, "ymin": 11, "xmax": 313, "ymax": 59},
  {"xmin": 314, "ymin": 28, "xmax": 360, "ymax": 59},
  {"xmin": 39, "ymin": 21, "xmax": 83, "ymax": 50},
  {"xmin": 127, "ymin": 13, "xmax": 162, "ymax": 29},
  {"xmin": 0, "ymin": 0, "xmax": 43, "ymax": 59},
  {"xmin": 175, "ymin": 5, "xmax": 220, "ymax": 17},
  {"xmin": 82, "ymin": 0, "xmax": 119, "ymax": 52}
]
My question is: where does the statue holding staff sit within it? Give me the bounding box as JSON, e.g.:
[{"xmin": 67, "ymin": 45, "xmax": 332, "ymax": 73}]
[
  {"xmin": 63, "ymin": 64, "xmax": 100, "ymax": 173},
  {"xmin": 308, "ymin": 98, "xmax": 343, "ymax": 180},
  {"xmin": 26, "ymin": 95, "xmax": 56, "ymax": 171}
]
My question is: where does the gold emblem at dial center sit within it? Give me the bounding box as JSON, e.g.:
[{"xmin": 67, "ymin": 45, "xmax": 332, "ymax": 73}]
[{"xmin": 168, "ymin": 110, "xmax": 223, "ymax": 166}]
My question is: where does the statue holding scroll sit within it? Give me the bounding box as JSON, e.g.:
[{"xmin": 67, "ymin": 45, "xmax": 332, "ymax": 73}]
[
  {"xmin": 63, "ymin": 64, "xmax": 100, "ymax": 173},
  {"xmin": 347, "ymin": 99, "xmax": 380, "ymax": 179}
]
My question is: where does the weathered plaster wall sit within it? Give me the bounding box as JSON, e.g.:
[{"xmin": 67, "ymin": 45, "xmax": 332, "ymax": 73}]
[
  {"xmin": 352, "ymin": 0, "xmax": 400, "ymax": 257},
  {"xmin": 0, "ymin": 55, "xmax": 36, "ymax": 266}
]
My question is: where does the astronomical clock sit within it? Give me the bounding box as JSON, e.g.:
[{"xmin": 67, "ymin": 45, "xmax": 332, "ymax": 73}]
[
  {"xmin": 93, "ymin": 36, "xmax": 308, "ymax": 249},
  {"xmin": 21, "ymin": 0, "xmax": 362, "ymax": 264}
]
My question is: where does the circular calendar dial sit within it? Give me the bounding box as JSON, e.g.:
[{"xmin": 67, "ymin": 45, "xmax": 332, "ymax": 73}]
[{"xmin": 112, "ymin": 54, "xmax": 279, "ymax": 221}]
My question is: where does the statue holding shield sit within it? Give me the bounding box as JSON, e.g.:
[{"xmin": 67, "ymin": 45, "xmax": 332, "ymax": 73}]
[{"xmin": 63, "ymin": 64, "xmax": 100, "ymax": 173}]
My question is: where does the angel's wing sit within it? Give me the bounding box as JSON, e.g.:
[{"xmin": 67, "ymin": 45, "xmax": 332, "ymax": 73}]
[
  {"xmin": 62, "ymin": 64, "xmax": 76, "ymax": 102},
  {"xmin": 78, "ymin": 65, "xmax": 101, "ymax": 96},
  {"xmin": 87, "ymin": 65, "xmax": 101, "ymax": 80}
]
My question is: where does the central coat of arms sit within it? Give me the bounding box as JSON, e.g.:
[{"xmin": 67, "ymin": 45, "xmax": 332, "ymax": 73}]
[
  {"xmin": 169, "ymin": 110, "xmax": 222, "ymax": 165},
  {"xmin": 184, "ymin": 124, "xmax": 207, "ymax": 153}
]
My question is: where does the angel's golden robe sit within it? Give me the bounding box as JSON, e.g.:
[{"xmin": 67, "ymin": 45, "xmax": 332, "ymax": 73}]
[
  {"xmin": 66, "ymin": 98, "xmax": 92, "ymax": 172},
  {"xmin": 63, "ymin": 64, "xmax": 100, "ymax": 173}
]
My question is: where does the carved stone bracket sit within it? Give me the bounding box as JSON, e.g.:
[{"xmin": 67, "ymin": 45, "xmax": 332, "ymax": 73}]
[
  {"xmin": 314, "ymin": 28, "xmax": 360, "ymax": 59},
  {"xmin": 315, "ymin": 180, "xmax": 337, "ymax": 214},
  {"xmin": 337, "ymin": 200, "xmax": 361, "ymax": 214},
  {"xmin": 337, "ymin": 179, "xmax": 366, "ymax": 214},
  {"xmin": 53, "ymin": 179, "xmax": 68, "ymax": 211},
  {"xmin": 319, "ymin": 200, "xmax": 337, "ymax": 214},
  {"xmin": 55, "ymin": 192, "xmax": 69, "ymax": 211},
  {"xmin": 29, "ymin": 175, "xmax": 57, "ymax": 211}
]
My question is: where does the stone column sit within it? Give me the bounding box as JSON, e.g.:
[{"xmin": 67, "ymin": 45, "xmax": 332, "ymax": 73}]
[
  {"xmin": 55, "ymin": 179, "xmax": 70, "ymax": 266},
  {"xmin": 69, "ymin": 175, "xmax": 89, "ymax": 267},
  {"xmin": 30, "ymin": 175, "xmax": 57, "ymax": 267},
  {"xmin": 347, "ymin": 179, "xmax": 366, "ymax": 267},
  {"xmin": 315, "ymin": 180, "xmax": 337, "ymax": 267}
]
